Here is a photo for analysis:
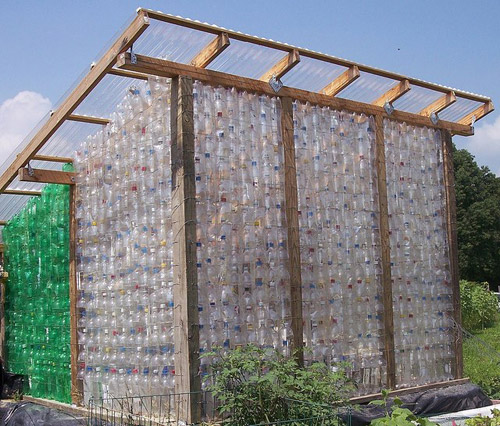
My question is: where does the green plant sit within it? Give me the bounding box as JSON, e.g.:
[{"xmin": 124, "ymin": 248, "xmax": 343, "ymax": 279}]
[
  {"xmin": 460, "ymin": 280, "xmax": 498, "ymax": 331},
  {"xmin": 465, "ymin": 408, "xmax": 500, "ymax": 426},
  {"xmin": 203, "ymin": 345, "xmax": 353, "ymax": 426},
  {"xmin": 369, "ymin": 389, "xmax": 437, "ymax": 426}
]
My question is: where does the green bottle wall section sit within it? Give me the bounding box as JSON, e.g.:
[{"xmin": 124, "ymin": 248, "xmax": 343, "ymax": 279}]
[{"xmin": 2, "ymin": 181, "xmax": 71, "ymax": 403}]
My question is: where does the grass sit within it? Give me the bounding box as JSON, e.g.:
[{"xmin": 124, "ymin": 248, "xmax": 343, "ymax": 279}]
[{"xmin": 463, "ymin": 319, "xmax": 500, "ymax": 399}]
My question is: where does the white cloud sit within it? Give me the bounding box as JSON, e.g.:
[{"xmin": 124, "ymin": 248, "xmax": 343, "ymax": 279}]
[
  {"xmin": 0, "ymin": 91, "xmax": 52, "ymax": 165},
  {"xmin": 459, "ymin": 114, "xmax": 500, "ymax": 176}
]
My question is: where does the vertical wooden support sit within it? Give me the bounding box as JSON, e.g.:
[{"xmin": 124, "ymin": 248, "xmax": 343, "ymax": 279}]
[
  {"xmin": 374, "ymin": 115, "xmax": 396, "ymax": 389},
  {"xmin": 0, "ymin": 245, "xmax": 5, "ymax": 361},
  {"xmin": 441, "ymin": 129, "xmax": 463, "ymax": 378},
  {"xmin": 171, "ymin": 75, "xmax": 201, "ymax": 424},
  {"xmin": 281, "ymin": 97, "xmax": 304, "ymax": 365},
  {"xmin": 69, "ymin": 185, "xmax": 82, "ymax": 404}
]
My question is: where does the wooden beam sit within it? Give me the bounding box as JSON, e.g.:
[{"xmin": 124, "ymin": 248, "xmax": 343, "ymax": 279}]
[
  {"xmin": 107, "ymin": 68, "xmax": 150, "ymax": 81},
  {"xmin": 190, "ymin": 32, "xmax": 230, "ymax": 68},
  {"xmin": 3, "ymin": 189, "xmax": 42, "ymax": 196},
  {"xmin": 142, "ymin": 9, "xmax": 491, "ymax": 104},
  {"xmin": 69, "ymin": 185, "xmax": 82, "ymax": 405},
  {"xmin": 419, "ymin": 91, "xmax": 457, "ymax": 117},
  {"xmin": 0, "ymin": 10, "xmax": 150, "ymax": 193},
  {"xmin": 457, "ymin": 100, "xmax": 495, "ymax": 126},
  {"xmin": 171, "ymin": 75, "xmax": 201, "ymax": 424},
  {"xmin": 260, "ymin": 49, "xmax": 300, "ymax": 82},
  {"xmin": 33, "ymin": 155, "xmax": 73, "ymax": 163},
  {"xmin": 67, "ymin": 114, "xmax": 110, "ymax": 126},
  {"xmin": 375, "ymin": 114, "xmax": 396, "ymax": 389},
  {"xmin": 18, "ymin": 168, "xmax": 76, "ymax": 185},
  {"xmin": 281, "ymin": 96, "xmax": 304, "ymax": 365},
  {"xmin": 0, "ymin": 221, "xmax": 6, "ymax": 226},
  {"xmin": 441, "ymin": 129, "xmax": 463, "ymax": 379},
  {"xmin": 321, "ymin": 65, "xmax": 360, "ymax": 97},
  {"xmin": 372, "ymin": 80, "xmax": 411, "ymax": 107},
  {"xmin": 116, "ymin": 53, "xmax": 474, "ymax": 136}
]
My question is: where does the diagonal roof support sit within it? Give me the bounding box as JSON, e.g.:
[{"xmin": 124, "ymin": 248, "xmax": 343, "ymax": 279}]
[
  {"xmin": 457, "ymin": 100, "xmax": 495, "ymax": 126},
  {"xmin": 260, "ymin": 49, "xmax": 300, "ymax": 82},
  {"xmin": 0, "ymin": 10, "xmax": 150, "ymax": 193},
  {"xmin": 372, "ymin": 79, "xmax": 411, "ymax": 107},
  {"xmin": 419, "ymin": 91, "xmax": 456, "ymax": 117},
  {"xmin": 321, "ymin": 65, "xmax": 360, "ymax": 97},
  {"xmin": 191, "ymin": 33, "xmax": 230, "ymax": 68}
]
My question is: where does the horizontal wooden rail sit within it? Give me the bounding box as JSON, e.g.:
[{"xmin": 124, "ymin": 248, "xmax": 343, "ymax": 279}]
[
  {"xmin": 107, "ymin": 68, "xmax": 150, "ymax": 81},
  {"xmin": 33, "ymin": 155, "xmax": 73, "ymax": 163},
  {"xmin": 3, "ymin": 189, "xmax": 42, "ymax": 196},
  {"xmin": 18, "ymin": 168, "xmax": 76, "ymax": 185},
  {"xmin": 68, "ymin": 114, "xmax": 110, "ymax": 125}
]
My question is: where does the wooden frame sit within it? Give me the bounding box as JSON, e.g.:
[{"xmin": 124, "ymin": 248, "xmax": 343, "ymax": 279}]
[
  {"xmin": 420, "ymin": 91, "xmax": 457, "ymax": 117},
  {"xmin": 67, "ymin": 114, "xmax": 110, "ymax": 125},
  {"xmin": 191, "ymin": 32, "xmax": 230, "ymax": 68},
  {"xmin": 260, "ymin": 49, "xmax": 300, "ymax": 82},
  {"xmin": 18, "ymin": 168, "xmax": 76, "ymax": 185},
  {"xmin": 458, "ymin": 100, "xmax": 494, "ymax": 125},
  {"xmin": 321, "ymin": 65, "xmax": 360, "ymax": 97},
  {"xmin": 373, "ymin": 79, "xmax": 411, "ymax": 107},
  {"xmin": 3, "ymin": 190, "xmax": 42, "ymax": 196},
  {"xmin": 33, "ymin": 155, "xmax": 73, "ymax": 163}
]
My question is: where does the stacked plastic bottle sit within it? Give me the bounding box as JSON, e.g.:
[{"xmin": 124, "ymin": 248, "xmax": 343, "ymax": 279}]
[
  {"xmin": 75, "ymin": 77, "xmax": 176, "ymax": 405},
  {"xmin": 384, "ymin": 120, "xmax": 454, "ymax": 387},
  {"xmin": 193, "ymin": 83, "xmax": 292, "ymax": 380},
  {"xmin": 2, "ymin": 179, "xmax": 72, "ymax": 403},
  {"xmin": 293, "ymin": 103, "xmax": 384, "ymax": 394}
]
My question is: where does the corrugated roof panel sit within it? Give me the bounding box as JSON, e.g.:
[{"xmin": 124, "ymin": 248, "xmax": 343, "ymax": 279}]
[
  {"xmin": 393, "ymin": 86, "xmax": 444, "ymax": 114},
  {"xmin": 438, "ymin": 98, "xmax": 484, "ymax": 123},
  {"xmin": 336, "ymin": 72, "xmax": 397, "ymax": 104}
]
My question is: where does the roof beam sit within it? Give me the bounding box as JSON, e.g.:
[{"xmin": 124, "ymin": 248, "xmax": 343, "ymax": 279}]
[
  {"xmin": 372, "ymin": 80, "xmax": 411, "ymax": 107},
  {"xmin": 33, "ymin": 155, "xmax": 73, "ymax": 163},
  {"xmin": 0, "ymin": 10, "xmax": 149, "ymax": 193},
  {"xmin": 321, "ymin": 65, "xmax": 360, "ymax": 97},
  {"xmin": 115, "ymin": 52, "xmax": 473, "ymax": 136},
  {"xmin": 191, "ymin": 32, "xmax": 230, "ymax": 68},
  {"xmin": 260, "ymin": 49, "xmax": 300, "ymax": 82},
  {"xmin": 107, "ymin": 68, "xmax": 149, "ymax": 81},
  {"xmin": 457, "ymin": 100, "xmax": 495, "ymax": 126},
  {"xmin": 142, "ymin": 9, "xmax": 491, "ymax": 104},
  {"xmin": 3, "ymin": 190, "xmax": 42, "ymax": 196},
  {"xmin": 419, "ymin": 91, "xmax": 456, "ymax": 117},
  {"xmin": 67, "ymin": 114, "xmax": 110, "ymax": 125},
  {"xmin": 0, "ymin": 221, "xmax": 6, "ymax": 226},
  {"xmin": 18, "ymin": 168, "xmax": 76, "ymax": 185}
]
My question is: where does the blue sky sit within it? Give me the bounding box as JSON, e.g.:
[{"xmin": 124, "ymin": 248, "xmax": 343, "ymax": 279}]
[{"xmin": 1, "ymin": 0, "xmax": 499, "ymax": 173}]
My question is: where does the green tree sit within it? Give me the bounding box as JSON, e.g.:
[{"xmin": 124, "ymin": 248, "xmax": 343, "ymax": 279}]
[{"xmin": 453, "ymin": 146, "xmax": 500, "ymax": 288}]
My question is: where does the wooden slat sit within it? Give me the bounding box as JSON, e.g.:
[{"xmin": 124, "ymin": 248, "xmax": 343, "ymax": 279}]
[
  {"xmin": 171, "ymin": 75, "xmax": 201, "ymax": 424},
  {"xmin": 67, "ymin": 114, "xmax": 110, "ymax": 125},
  {"xmin": 33, "ymin": 155, "xmax": 73, "ymax": 163},
  {"xmin": 3, "ymin": 189, "xmax": 42, "ymax": 196},
  {"xmin": 260, "ymin": 49, "xmax": 300, "ymax": 82},
  {"xmin": 69, "ymin": 185, "xmax": 82, "ymax": 405},
  {"xmin": 419, "ymin": 91, "xmax": 456, "ymax": 117},
  {"xmin": 375, "ymin": 114, "xmax": 396, "ymax": 389},
  {"xmin": 441, "ymin": 129, "xmax": 463, "ymax": 379},
  {"xmin": 281, "ymin": 96, "xmax": 304, "ymax": 365},
  {"xmin": 142, "ymin": 9, "xmax": 491, "ymax": 104},
  {"xmin": 18, "ymin": 168, "xmax": 76, "ymax": 185},
  {"xmin": 116, "ymin": 53, "xmax": 474, "ymax": 136},
  {"xmin": 191, "ymin": 32, "xmax": 230, "ymax": 68},
  {"xmin": 107, "ymin": 68, "xmax": 150, "ymax": 81},
  {"xmin": 0, "ymin": 11, "xmax": 150, "ymax": 193},
  {"xmin": 372, "ymin": 79, "xmax": 411, "ymax": 107},
  {"xmin": 321, "ymin": 65, "xmax": 360, "ymax": 97},
  {"xmin": 457, "ymin": 100, "xmax": 495, "ymax": 126},
  {"xmin": 0, "ymin": 221, "xmax": 6, "ymax": 226}
]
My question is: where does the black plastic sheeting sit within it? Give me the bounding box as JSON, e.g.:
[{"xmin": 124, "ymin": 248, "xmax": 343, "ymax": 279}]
[
  {"xmin": 0, "ymin": 402, "xmax": 86, "ymax": 426},
  {"xmin": 345, "ymin": 383, "xmax": 492, "ymax": 426}
]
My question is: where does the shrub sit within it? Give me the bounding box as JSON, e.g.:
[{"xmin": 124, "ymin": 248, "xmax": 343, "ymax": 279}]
[
  {"xmin": 460, "ymin": 280, "xmax": 498, "ymax": 331},
  {"xmin": 203, "ymin": 345, "xmax": 353, "ymax": 426}
]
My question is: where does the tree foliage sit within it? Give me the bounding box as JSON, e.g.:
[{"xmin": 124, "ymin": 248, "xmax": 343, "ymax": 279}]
[{"xmin": 453, "ymin": 146, "xmax": 500, "ymax": 289}]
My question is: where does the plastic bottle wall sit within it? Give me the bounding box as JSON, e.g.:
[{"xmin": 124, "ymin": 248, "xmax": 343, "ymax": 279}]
[
  {"xmin": 193, "ymin": 83, "xmax": 292, "ymax": 382},
  {"xmin": 293, "ymin": 103, "xmax": 385, "ymax": 394},
  {"xmin": 75, "ymin": 77, "xmax": 176, "ymax": 405},
  {"xmin": 384, "ymin": 120, "xmax": 454, "ymax": 387},
  {"xmin": 3, "ymin": 182, "xmax": 71, "ymax": 403}
]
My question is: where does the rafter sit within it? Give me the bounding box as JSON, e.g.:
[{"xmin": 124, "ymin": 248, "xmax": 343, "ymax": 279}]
[
  {"xmin": 33, "ymin": 155, "xmax": 73, "ymax": 163},
  {"xmin": 68, "ymin": 114, "xmax": 110, "ymax": 125},
  {"xmin": 372, "ymin": 79, "xmax": 411, "ymax": 107},
  {"xmin": 321, "ymin": 65, "xmax": 360, "ymax": 97},
  {"xmin": 0, "ymin": 221, "xmax": 6, "ymax": 226},
  {"xmin": 107, "ymin": 68, "xmax": 149, "ymax": 81},
  {"xmin": 419, "ymin": 91, "xmax": 456, "ymax": 117},
  {"xmin": 457, "ymin": 100, "xmax": 495, "ymax": 126},
  {"xmin": 191, "ymin": 33, "xmax": 230, "ymax": 68},
  {"xmin": 3, "ymin": 190, "xmax": 42, "ymax": 196},
  {"xmin": 18, "ymin": 168, "xmax": 76, "ymax": 185},
  {"xmin": 260, "ymin": 49, "xmax": 300, "ymax": 82}
]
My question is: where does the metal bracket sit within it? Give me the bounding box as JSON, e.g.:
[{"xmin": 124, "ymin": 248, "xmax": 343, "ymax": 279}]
[
  {"xmin": 430, "ymin": 112, "xmax": 440, "ymax": 125},
  {"xmin": 130, "ymin": 45, "xmax": 137, "ymax": 65},
  {"xmin": 27, "ymin": 162, "xmax": 34, "ymax": 177},
  {"xmin": 384, "ymin": 101, "xmax": 394, "ymax": 116},
  {"xmin": 269, "ymin": 75, "xmax": 283, "ymax": 93}
]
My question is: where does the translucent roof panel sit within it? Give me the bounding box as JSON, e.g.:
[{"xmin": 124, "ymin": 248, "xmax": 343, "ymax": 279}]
[
  {"xmin": 393, "ymin": 86, "xmax": 445, "ymax": 114},
  {"xmin": 336, "ymin": 72, "xmax": 397, "ymax": 104},
  {"xmin": 438, "ymin": 98, "xmax": 483, "ymax": 123},
  {"xmin": 281, "ymin": 57, "xmax": 346, "ymax": 93}
]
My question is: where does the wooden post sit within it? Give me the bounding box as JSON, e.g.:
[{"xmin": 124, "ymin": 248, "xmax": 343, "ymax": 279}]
[
  {"xmin": 441, "ymin": 129, "xmax": 463, "ymax": 378},
  {"xmin": 69, "ymin": 185, "xmax": 82, "ymax": 404},
  {"xmin": 374, "ymin": 115, "xmax": 396, "ymax": 389},
  {"xmin": 281, "ymin": 97, "xmax": 304, "ymax": 365},
  {"xmin": 170, "ymin": 75, "xmax": 201, "ymax": 424},
  {"xmin": 0, "ymin": 244, "xmax": 5, "ymax": 362}
]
